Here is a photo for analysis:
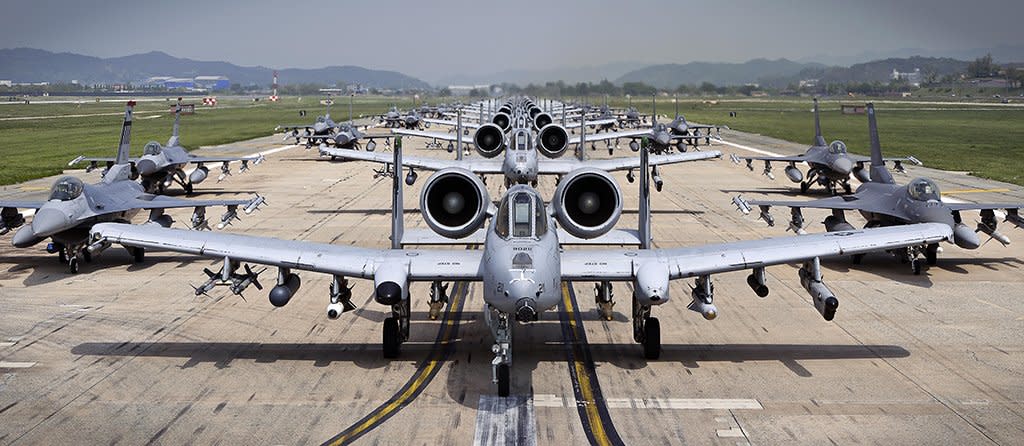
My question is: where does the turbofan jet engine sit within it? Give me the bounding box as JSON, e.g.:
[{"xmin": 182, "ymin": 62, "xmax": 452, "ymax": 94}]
[
  {"xmin": 420, "ymin": 168, "xmax": 491, "ymax": 239},
  {"xmin": 552, "ymin": 168, "xmax": 623, "ymax": 239},
  {"xmin": 491, "ymin": 112, "xmax": 511, "ymax": 132},
  {"xmin": 533, "ymin": 112, "xmax": 553, "ymax": 130},
  {"xmin": 473, "ymin": 124, "xmax": 505, "ymax": 158},
  {"xmin": 537, "ymin": 124, "xmax": 569, "ymax": 158}
]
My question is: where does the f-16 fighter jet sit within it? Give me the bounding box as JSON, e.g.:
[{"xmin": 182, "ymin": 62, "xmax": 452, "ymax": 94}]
[{"xmin": 3, "ymin": 102, "xmax": 264, "ymax": 273}]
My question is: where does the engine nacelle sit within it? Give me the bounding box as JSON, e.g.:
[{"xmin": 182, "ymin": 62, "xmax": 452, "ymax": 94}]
[
  {"xmin": 374, "ymin": 262, "xmax": 408, "ymax": 305},
  {"xmin": 634, "ymin": 262, "xmax": 670, "ymax": 305},
  {"xmin": 491, "ymin": 112, "xmax": 511, "ymax": 132},
  {"xmin": 189, "ymin": 165, "xmax": 210, "ymax": 184},
  {"xmin": 533, "ymin": 112, "xmax": 553, "ymax": 130},
  {"xmin": 473, "ymin": 124, "xmax": 505, "ymax": 158},
  {"xmin": 269, "ymin": 273, "xmax": 301, "ymax": 307},
  {"xmin": 552, "ymin": 168, "xmax": 622, "ymax": 239},
  {"xmin": 784, "ymin": 165, "xmax": 803, "ymax": 183},
  {"xmin": 536, "ymin": 124, "xmax": 569, "ymax": 158},
  {"xmin": 420, "ymin": 168, "xmax": 490, "ymax": 239}
]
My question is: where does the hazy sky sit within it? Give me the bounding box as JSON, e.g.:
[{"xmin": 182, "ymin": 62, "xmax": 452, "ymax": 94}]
[{"xmin": 5, "ymin": 0, "xmax": 1023, "ymax": 82}]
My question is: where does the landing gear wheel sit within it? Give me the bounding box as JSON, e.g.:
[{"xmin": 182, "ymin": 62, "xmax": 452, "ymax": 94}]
[
  {"xmin": 911, "ymin": 259, "xmax": 923, "ymax": 275},
  {"xmin": 642, "ymin": 317, "xmax": 661, "ymax": 360},
  {"xmin": 800, "ymin": 181, "xmax": 809, "ymax": 194},
  {"xmin": 58, "ymin": 250, "xmax": 67, "ymax": 264},
  {"xmin": 81, "ymin": 249, "xmax": 92, "ymax": 263},
  {"xmin": 925, "ymin": 243, "xmax": 939, "ymax": 265},
  {"xmin": 131, "ymin": 247, "xmax": 145, "ymax": 263},
  {"xmin": 68, "ymin": 257, "xmax": 80, "ymax": 274},
  {"xmin": 851, "ymin": 254, "xmax": 864, "ymax": 265},
  {"xmin": 497, "ymin": 364, "xmax": 510, "ymax": 397},
  {"xmin": 382, "ymin": 316, "xmax": 400, "ymax": 359}
]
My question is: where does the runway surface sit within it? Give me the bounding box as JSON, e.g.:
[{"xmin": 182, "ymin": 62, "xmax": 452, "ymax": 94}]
[{"xmin": 1, "ymin": 125, "xmax": 1022, "ymax": 445}]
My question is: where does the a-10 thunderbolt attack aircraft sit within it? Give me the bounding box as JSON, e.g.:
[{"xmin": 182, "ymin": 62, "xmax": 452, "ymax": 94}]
[
  {"xmin": 1, "ymin": 102, "xmax": 265, "ymax": 273},
  {"xmin": 90, "ymin": 136, "xmax": 951, "ymax": 396},
  {"xmin": 731, "ymin": 98, "xmax": 922, "ymax": 195},
  {"xmin": 321, "ymin": 97, "xmax": 721, "ymax": 189},
  {"xmin": 733, "ymin": 103, "xmax": 1023, "ymax": 274},
  {"xmin": 70, "ymin": 101, "xmax": 265, "ymax": 194}
]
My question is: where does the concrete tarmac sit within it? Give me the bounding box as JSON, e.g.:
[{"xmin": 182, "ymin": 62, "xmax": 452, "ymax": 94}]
[{"xmin": 1, "ymin": 126, "xmax": 1022, "ymax": 445}]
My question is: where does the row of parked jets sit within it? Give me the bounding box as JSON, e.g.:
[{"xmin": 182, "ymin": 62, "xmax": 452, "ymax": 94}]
[{"xmin": 1, "ymin": 96, "xmax": 1020, "ymax": 397}]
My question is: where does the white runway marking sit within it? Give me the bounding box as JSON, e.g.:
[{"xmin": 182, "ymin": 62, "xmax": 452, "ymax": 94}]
[
  {"xmin": 716, "ymin": 427, "xmax": 748, "ymax": 438},
  {"xmin": 0, "ymin": 342, "xmax": 15, "ymax": 348},
  {"xmin": 0, "ymin": 362, "xmax": 36, "ymax": 369},
  {"xmin": 531, "ymin": 395, "xmax": 763, "ymax": 410},
  {"xmin": 473, "ymin": 395, "xmax": 537, "ymax": 446}
]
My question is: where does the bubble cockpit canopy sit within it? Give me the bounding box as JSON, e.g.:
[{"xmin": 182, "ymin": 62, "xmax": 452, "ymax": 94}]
[
  {"xmin": 495, "ymin": 190, "xmax": 547, "ymax": 239},
  {"xmin": 828, "ymin": 140, "xmax": 847, "ymax": 154},
  {"xmin": 143, "ymin": 141, "xmax": 163, "ymax": 156},
  {"xmin": 907, "ymin": 177, "xmax": 941, "ymax": 202},
  {"xmin": 49, "ymin": 176, "xmax": 84, "ymax": 201}
]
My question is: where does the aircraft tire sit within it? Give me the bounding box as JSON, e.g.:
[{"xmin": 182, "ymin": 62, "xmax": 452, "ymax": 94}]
[
  {"xmin": 497, "ymin": 364, "xmax": 510, "ymax": 397},
  {"xmin": 382, "ymin": 317, "xmax": 400, "ymax": 359},
  {"xmin": 642, "ymin": 317, "xmax": 661, "ymax": 360}
]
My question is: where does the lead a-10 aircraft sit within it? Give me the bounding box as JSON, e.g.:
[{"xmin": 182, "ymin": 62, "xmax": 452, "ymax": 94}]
[
  {"xmin": 731, "ymin": 98, "xmax": 921, "ymax": 195},
  {"xmin": 733, "ymin": 103, "xmax": 1023, "ymax": 274},
  {"xmin": 91, "ymin": 137, "xmax": 950, "ymax": 396},
  {"xmin": 69, "ymin": 101, "xmax": 264, "ymax": 194},
  {"xmin": 2, "ymin": 102, "xmax": 265, "ymax": 273}
]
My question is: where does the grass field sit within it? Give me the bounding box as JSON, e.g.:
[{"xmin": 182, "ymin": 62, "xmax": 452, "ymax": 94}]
[
  {"xmin": 0, "ymin": 96, "xmax": 409, "ymax": 185},
  {"xmin": 601, "ymin": 97, "xmax": 1024, "ymax": 185},
  {"xmin": 1, "ymin": 95, "xmax": 1022, "ymax": 186}
]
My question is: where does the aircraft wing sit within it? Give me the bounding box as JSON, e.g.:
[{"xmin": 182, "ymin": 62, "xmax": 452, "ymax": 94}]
[
  {"xmin": 276, "ymin": 125, "xmax": 313, "ymax": 132},
  {"xmin": 186, "ymin": 153, "xmax": 264, "ymax": 164},
  {"xmin": 560, "ymin": 223, "xmax": 953, "ymax": 281},
  {"xmin": 744, "ymin": 195, "xmax": 875, "ymax": 212},
  {"xmin": 569, "ymin": 128, "xmax": 651, "ymax": 145},
  {"xmin": 738, "ymin": 154, "xmax": 809, "ymax": 163},
  {"xmin": 392, "ymin": 128, "xmax": 463, "ymax": 143},
  {"xmin": 319, "ymin": 147, "xmax": 504, "ymax": 174},
  {"xmin": 944, "ymin": 202, "xmax": 1023, "ymax": 212},
  {"xmin": 536, "ymin": 150, "xmax": 722, "ymax": 174},
  {"xmin": 68, "ymin": 156, "xmax": 138, "ymax": 166},
  {"xmin": 848, "ymin": 154, "xmax": 921, "ymax": 165},
  {"xmin": 565, "ymin": 118, "xmax": 618, "ymax": 129},
  {"xmin": 423, "ymin": 118, "xmax": 481, "ymax": 129},
  {"xmin": 0, "ymin": 200, "xmax": 46, "ymax": 210},
  {"xmin": 90, "ymin": 222, "xmax": 484, "ymax": 281}
]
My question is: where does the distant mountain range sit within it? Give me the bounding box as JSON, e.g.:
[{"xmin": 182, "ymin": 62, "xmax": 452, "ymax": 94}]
[
  {"xmin": 0, "ymin": 48, "xmax": 430, "ymax": 89},
  {"xmin": 615, "ymin": 59, "xmax": 824, "ymax": 89}
]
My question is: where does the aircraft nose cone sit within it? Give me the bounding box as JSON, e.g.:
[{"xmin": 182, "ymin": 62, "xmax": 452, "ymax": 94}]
[
  {"xmin": 333, "ymin": 134, "xmax": 351, "ymax": 146},
  {"xmin": 655, "ymin": 133, "xmax": 671, "ymax": 146},
  {"xmin": 375, "ymin": 281, "xmax": 403, "ymax": 305},
  {"xmin": 31, "ymin": 207, "xmax": 72, "ymax": 237},
  {"xmin": 136, "ymin": 158, "xmax": 158, "ymax": 175},
  {"xmin": 831, "ymin": 158, "xmax": 853, "ymax": 176}
]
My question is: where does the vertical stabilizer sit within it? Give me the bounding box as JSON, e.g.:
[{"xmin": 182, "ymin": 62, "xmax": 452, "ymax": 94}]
[
  {"xmin": 638, "ymin": 137, "xmax": 651, "ymax": 249},
  {"xmin": 456, "ymin": 108, "xmax": 463, "ymax": 161},
  {"xmin": 812, "ymin": 98, "xmax": 826, "ymax": 147},
  {"xmin": 116, "ymin": 101, "xmax": 134, "ymax": 165},
  {"xmin": 391, "ymin": 136, "xmax": 404, "ymax": 248},
  {"xmin": 866, "ymin": 103, "xmax": 895, "ymax": 184},
  {"xmin": 168, "ymin": 99, "xmax": 182, "ymax": 147},
  {"xmin": 651, "ymin": 94, "xmax": 657, "ymax": 125}
]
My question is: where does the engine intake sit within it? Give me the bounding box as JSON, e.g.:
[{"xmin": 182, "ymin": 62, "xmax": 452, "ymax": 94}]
[
  {"xmin": 536, "ymin": 124, "xmax": 569, "ymax": 158},
  {"xmin": 492, "ymin": 112, "xmax": 511, "ymax": 131},
  {"xmin": 552, "ymin": 168, "xmax": 622, "ymax": 239},
  {"xmin": 420, "ymin": 168, "xmax": 490, "ymax": 239},
  {"xmin": 533, "ymin": 112, "xmax": 553, "ymax": 130},
  {"xmin": 473, "ymin": 124, "xmax": 505, "ymax": 158}
]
